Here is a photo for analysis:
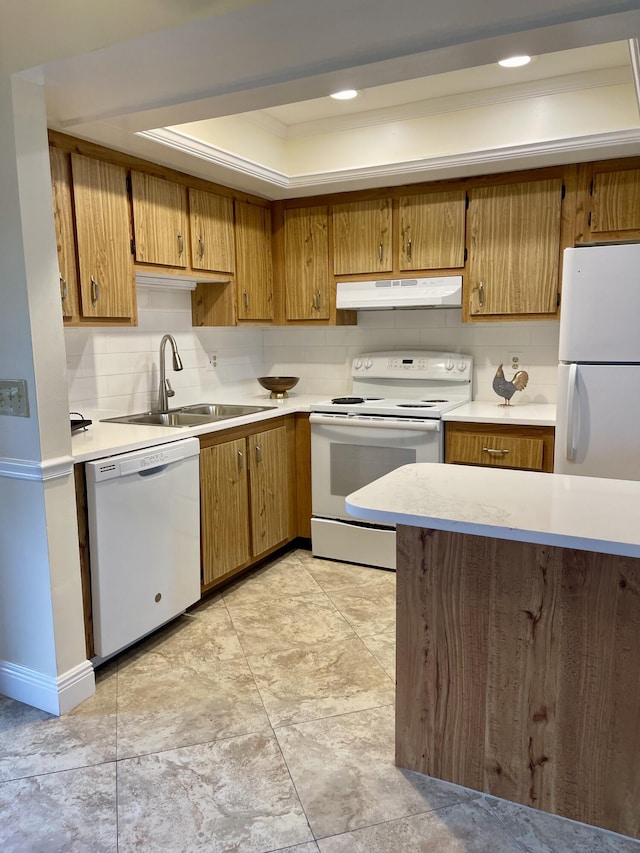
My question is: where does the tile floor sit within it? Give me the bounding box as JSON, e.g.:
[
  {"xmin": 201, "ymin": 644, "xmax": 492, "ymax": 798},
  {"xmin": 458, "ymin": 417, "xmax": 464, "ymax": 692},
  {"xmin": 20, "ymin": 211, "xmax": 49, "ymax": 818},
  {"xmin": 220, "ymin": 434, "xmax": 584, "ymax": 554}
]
[{"xmin": 1, "ymin": 547, "xmax": 639, "ymax": 852}]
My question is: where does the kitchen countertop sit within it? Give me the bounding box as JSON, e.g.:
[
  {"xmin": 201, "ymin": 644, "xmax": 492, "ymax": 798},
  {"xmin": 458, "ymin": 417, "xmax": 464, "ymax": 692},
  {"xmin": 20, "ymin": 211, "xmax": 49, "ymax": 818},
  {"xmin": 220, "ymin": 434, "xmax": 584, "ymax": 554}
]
[
  {"xmin": 71, "ymin": 394, "xmax": 322, "ymax": 463},
  {"xmin": 442, "ymin": 401, "xmax": 556, "ymax": 426},
  {"xmin": 71, "ymin": 396, "xmax": 558, "ymax": 464},
  {"xmin": 345, "ymin": 462, "xmax": 640, "ymax": 558}
]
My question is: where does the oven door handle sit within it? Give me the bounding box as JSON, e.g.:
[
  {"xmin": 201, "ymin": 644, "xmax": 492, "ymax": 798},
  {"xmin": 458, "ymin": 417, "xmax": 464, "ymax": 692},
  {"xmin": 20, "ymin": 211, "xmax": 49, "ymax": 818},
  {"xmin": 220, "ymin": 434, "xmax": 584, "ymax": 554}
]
[{"xmin": 309, "ymin": 413, "xmax": 440, "ymax": 432}]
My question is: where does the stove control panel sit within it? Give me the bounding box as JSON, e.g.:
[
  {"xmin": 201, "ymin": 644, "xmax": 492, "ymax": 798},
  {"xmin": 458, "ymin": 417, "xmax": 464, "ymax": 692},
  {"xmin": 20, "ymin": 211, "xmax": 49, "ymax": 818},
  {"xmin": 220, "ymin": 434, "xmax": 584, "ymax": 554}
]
[{"xmin": 352, "ymin": 351, "xmax": 472, "ymax": 381}]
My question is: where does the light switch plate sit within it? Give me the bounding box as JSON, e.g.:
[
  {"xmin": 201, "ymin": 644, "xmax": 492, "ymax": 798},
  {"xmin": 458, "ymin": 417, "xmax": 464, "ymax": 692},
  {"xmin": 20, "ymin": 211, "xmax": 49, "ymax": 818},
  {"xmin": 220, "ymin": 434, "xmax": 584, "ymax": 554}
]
[{"xmin": 0, "ymin": 379, "xmax": 29, "ymax": 417}]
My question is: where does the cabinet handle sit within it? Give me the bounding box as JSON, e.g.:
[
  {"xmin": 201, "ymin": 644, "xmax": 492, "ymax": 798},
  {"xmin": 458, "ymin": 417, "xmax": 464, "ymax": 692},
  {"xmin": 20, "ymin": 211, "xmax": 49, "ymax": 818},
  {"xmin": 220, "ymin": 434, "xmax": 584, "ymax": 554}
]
[
  {"xmin": 177, "ymin": 232, "xmax": 184, "ymax": 256},
  {"xmin": 90, "ymin": 275, "xmax": 99, "ymax": 306},
  {"xmin": 482, "ymin": 447, "xmax": 509, "ymax": 456},
  {"xmin": 60, "ymin": 274, "xmax": 67, "ymax": 303},
  {"xmin": 255, "ymin": 443, "xmax": 262, "ymax": 463},
  {"xmin": 406, "ymin": 238, "xmax": 412, "ymax": 262},
  {"xmin": 315, "ymin": 289, "xmax": 321, "ymax": 311},
  {"xmin": 243, "ymin": 290, "xmax": 249, "ymax": 312},
  {"xmin": 237, "ymin": 449, "xmax": 244, "ymax": 471},
  {"xmin": 198, "ymin": 235, "xmax": 205, "ymax": 259},
  {"xmin": 378, "ymin": 241, "xmax": 383, "ymax": 263},
  {"xmin": 478, "ymin": 281, "xmax": 485, "ymax": 307}
]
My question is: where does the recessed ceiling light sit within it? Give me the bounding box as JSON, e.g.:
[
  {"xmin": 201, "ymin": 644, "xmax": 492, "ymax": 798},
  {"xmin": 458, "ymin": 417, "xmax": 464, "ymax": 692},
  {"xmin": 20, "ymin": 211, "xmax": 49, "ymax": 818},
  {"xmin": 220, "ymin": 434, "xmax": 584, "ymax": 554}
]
[
  {"xmin": 330, "ymin": 89, "xmax": 358, "ymax": 100},
  {"xmin": 498, "ymin": 55, "xmax": 531, "ymax": 68}
]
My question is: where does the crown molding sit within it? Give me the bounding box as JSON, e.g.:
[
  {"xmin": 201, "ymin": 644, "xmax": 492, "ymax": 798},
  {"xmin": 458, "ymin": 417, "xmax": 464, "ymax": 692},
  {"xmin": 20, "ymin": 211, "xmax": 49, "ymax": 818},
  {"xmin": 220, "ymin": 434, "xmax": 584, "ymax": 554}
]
[
  {"xmin": 286, "ymin": 128, "xmax": 640, "ymax": 187},
  {"xmin": 139, "ymin": 125, "xmax": 640, "ymax": 195},
  {"xmin": 137, "ymin": 128, "xmax": 290, "ymax": 187}
]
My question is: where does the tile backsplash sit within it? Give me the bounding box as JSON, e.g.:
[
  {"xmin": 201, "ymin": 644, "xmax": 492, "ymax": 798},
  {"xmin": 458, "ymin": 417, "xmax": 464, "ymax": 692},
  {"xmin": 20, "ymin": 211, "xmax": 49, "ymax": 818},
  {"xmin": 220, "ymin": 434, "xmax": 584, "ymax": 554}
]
[{"xmin": 65, "ymin": 288, "xmax": 560, "ymax": 411}]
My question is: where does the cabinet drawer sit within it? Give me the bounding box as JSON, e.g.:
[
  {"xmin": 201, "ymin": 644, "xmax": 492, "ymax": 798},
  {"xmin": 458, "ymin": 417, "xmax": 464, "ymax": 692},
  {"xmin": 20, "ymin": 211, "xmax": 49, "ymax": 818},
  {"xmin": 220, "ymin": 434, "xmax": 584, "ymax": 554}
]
[{"xmin": 446, "ymin": 432, "xmax": 544, "ymax": 471}]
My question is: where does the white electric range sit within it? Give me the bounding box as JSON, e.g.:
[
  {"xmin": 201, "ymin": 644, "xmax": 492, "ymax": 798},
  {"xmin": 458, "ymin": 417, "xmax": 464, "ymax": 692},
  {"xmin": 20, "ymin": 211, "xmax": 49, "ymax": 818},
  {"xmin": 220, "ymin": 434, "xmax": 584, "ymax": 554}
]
[{"xmin": 310, "ymin": 350, "xmax": 473, "ymax": 569}]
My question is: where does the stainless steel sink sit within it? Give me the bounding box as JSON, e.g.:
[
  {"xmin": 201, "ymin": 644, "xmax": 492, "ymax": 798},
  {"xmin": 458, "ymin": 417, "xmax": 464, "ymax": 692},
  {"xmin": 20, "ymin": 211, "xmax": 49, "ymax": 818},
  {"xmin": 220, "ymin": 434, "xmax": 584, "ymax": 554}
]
[
  {"xmin": 180, "ymin": 403, "xmax": 274, "ymax": 418},
  {"xmin": 101, "ymin": 403, "xmax": 276, "ymax": 428}
]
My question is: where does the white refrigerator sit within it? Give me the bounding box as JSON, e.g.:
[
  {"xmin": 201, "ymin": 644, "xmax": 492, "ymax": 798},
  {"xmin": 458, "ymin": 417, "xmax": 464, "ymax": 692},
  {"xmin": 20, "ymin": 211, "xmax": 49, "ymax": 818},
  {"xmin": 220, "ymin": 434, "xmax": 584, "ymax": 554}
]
[{"xmin": 555, "ymin": 243, "xmax": 640, "ymax": 480}]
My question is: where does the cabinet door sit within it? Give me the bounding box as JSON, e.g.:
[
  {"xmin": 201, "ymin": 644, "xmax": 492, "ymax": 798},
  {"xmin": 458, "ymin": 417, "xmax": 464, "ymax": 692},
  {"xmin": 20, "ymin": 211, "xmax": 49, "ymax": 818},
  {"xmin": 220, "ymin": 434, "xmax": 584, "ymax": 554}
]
[
  {"xmin": 333, "ymin": 198, "xmax": 392, "ymax": 275},
  {"xmin": 284, "ymin": 205, "xmax": 329, "ymax": 320},
  {"xmin": 71, "ymin": 154, "xmax": 135, "ymax": 319},
  {"xmin": 591, "ymin": 168, "xmax": 640, "ymax": 236},
  {"xmin": 248, "ymin": 426, "xmax": 289, "ymax": 556},
  {"xmin": 467, "ymin": 179, "xmax": 562, "ymax": 316},
  {"xmin": 188, "ymin": 188, "xmax": 235, "ymax": 273},
  {"xmin": 398, "ymin": 191, "xmax": 466, "ymax": 270},
  {"xmin": 49, "ymin": 148, "xmax": 79, "ymax": 321},
  {"xmin": 130, "ymin": 171, "xmax": 188, "ymax": 267},
  {"xmin": 200, "ymin": 438, "xmax": 250, "ymax": 585},
  {"xmin": 235, "ymin": 201, "xmax": 273, "ymax": 321}
]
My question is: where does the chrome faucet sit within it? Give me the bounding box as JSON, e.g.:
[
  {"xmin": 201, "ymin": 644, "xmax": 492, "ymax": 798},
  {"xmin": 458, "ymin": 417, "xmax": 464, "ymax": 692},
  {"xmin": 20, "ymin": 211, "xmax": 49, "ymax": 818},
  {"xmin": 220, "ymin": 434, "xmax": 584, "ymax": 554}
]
[{"xmin": 157, "ymin": 334, "xmax": 183, "ymax": 411}]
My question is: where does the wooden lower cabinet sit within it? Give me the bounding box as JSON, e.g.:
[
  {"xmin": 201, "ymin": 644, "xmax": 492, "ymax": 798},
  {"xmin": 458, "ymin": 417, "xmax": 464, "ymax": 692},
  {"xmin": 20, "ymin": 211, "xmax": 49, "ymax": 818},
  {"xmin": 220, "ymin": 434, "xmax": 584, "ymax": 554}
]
[
  {"xmin": 200, "ymin": 436, "xmax": 251, "ymax": 584},
  {"xmin": 199, "ymin": 416, "xmax": 302, "ymax": 590},
  {"xmin": 445, "ymin": 422, "xmax": 555, "ymax": 473}
]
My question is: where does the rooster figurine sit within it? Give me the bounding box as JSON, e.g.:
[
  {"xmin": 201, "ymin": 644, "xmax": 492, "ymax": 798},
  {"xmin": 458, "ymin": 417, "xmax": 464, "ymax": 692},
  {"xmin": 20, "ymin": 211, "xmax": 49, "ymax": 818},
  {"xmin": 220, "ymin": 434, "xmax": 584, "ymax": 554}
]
[{"xmin": 492, "ymin": 363, "xmax": 529, "ymax": 406}]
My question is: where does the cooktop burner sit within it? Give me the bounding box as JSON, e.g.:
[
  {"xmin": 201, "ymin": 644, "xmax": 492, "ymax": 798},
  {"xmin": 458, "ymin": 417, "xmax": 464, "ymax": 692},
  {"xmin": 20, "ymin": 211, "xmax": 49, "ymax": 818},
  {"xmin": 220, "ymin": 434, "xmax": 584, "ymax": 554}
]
[
  {"xmin": 331, "ymin": 396, "xmax": 384, "ymax": 404},
  {"xmin": 396, "ymin": 403, "xmax": 434, "ymax": 408},
  {"xmin": 422, "ymin": 399, "xmax": 448, "ymax": 403}
]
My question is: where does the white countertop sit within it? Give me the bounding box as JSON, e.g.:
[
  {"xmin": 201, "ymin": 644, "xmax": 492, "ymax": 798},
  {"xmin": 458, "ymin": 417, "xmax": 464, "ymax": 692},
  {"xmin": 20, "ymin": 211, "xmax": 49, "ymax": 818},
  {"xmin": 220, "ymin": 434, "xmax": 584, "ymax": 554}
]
[
  {"xmin": 71, "ymin": 394, "xmax": 321, "ymax": 463},
  {"xmin": 346, "ymin": 463, "xmax": 640, "ymax": 559},
  {"xmin": 443, "ymin": 401, "xmax": 556, "ymax": 426},
  {"xmin": 71, "ymin": 396, "xmax": 557, "ymax": 463}
]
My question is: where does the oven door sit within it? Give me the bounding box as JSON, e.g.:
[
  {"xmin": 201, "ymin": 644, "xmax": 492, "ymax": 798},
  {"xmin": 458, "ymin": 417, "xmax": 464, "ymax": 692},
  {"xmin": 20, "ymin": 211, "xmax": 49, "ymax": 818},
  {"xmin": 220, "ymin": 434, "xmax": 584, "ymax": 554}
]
[{"xmin": 310, "ymin": 413, "xmax": 442, "ymax": 522}]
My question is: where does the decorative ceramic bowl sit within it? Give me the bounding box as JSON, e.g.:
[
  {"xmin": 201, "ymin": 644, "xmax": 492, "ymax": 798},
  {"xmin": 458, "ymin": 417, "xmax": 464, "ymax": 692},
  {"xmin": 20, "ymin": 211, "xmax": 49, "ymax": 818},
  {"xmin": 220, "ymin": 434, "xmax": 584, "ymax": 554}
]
[{"xmin": 257, "ymin": 376, "xmax": 300, "ymax": 398}]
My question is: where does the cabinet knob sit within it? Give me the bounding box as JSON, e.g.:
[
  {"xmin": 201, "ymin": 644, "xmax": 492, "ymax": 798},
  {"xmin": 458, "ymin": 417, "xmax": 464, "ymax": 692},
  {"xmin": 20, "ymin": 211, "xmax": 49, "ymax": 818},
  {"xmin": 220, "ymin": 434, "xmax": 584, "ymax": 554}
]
[
  {"xmin": 90, "ymin": 275, "xmax": 99, "ymax": 306},
  {"xmin": 237, "ymin": 449, "xmax": 244, "ymax": 471},
  {"xmin": 198, "ymin": 235, "xmax": 205, "ymax": 259},
  {"xmin": 378, "ymin": 241, "xmax": 383, "ymax": 263},
  {"xmin": 315, "ymin": 289, "xmax": 321, "ymax": 311},
  {"xmin": 177, "ymin": 232, "xmax": 184, "ymax": 256},
  {"xmin": 60, "ymin": 274, "xmax": 67, "ymax": 303},
  {"xmin": 243, "ymin": 290, "xmax": 249, "ymax": 312},
  {"xmin": 255, "ymin": 444, "xmax": 262, "ymax": 463},
  {"xmin": 478, "ymin": 281, "xmax": 485, "ymax": 308},
  {"xmin": 482, "ymin": 447, "xmax": 509, "ymax": 456},
  {"xmin": 406, "ymin": 238, "xmax": 412, "ymax": 262}
]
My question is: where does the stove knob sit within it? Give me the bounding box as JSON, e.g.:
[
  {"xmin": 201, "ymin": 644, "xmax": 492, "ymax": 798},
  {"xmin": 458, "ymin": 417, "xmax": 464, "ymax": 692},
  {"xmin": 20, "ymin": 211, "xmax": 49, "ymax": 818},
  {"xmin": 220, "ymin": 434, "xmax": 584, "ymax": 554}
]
[
  {"xmin": 445, "ymin": 358, "xmax": 454, "ymax": 371},
  {"xmin": 364, "ymin": 358, "xmax": 373, "ymax": 370},
  {"xmin": 354, "ymin": 358, "xmax": 363, "ymax": 370},
  {"xmin": 457, "ymin": 361, "xmax": 467, "ymax": 372}
]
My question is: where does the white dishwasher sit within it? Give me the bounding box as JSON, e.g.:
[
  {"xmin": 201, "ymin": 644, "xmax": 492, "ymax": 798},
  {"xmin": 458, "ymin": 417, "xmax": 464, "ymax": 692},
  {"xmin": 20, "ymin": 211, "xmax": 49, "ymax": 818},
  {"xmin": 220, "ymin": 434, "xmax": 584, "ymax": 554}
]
[{"xmin": 85, "ymin": 437, "xmax": 201, "ymax": 659}]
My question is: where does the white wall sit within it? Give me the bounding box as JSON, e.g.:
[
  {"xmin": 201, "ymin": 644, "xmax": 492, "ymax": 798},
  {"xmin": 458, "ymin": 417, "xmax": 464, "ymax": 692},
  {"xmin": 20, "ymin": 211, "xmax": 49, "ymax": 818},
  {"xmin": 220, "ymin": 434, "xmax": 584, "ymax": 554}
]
[{"xmin": 66, "ymin": 293, "xmax": 559, "ymax": 408}]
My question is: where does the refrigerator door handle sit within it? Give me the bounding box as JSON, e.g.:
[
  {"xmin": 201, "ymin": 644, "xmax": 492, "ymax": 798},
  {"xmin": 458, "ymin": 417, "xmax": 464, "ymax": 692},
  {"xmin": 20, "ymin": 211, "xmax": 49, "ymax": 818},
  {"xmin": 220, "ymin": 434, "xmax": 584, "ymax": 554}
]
[{"xmin": 565, "ymin": 363, "xmax": 578, "ymax": 462}]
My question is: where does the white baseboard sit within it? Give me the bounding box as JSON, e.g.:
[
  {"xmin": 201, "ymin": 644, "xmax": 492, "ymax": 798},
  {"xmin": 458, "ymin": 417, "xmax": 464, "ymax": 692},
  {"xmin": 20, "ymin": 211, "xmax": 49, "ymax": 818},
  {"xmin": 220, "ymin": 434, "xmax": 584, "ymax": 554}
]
[{"xmin": 0, "ymin": 658, "xmax": 95, "ymax": 715}]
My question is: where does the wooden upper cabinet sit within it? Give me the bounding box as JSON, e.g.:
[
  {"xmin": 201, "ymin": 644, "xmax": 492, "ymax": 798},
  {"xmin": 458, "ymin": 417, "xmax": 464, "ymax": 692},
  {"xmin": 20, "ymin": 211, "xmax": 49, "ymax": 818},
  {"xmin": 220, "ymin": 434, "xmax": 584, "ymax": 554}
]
[
  {"xmin": 248, "ymin": 426, "xmax": 289, "ymax": 556},
  {"xmin": 70, "ymin": 154, "xmax": 135, "ymax": 320},
  {"xmin": 398, "ymin": 191, "xmax": 466, "ymax": 270},
  {"xmin": 466, "ymin": 178, "xmax": 562, "ymax": 317},
  {"xmin": 284, "ymin": 205, "xmax": 329, "ymax": 320},
  {"xmin": 130, "ymin": 171, "xmax": 188, "ymax": 268},
  {"xmin": 188, "ymin": 188, "xmax": 235, "ymax": 274},
  {"xmin": 591, "ymin": 167, "xmax": 640, "ymax": 237},
  {"xmin": 235, "ymin": 200, "xmax": 273, "ymax": 321},
  {"xmin": 333, "ymin": 198, "xmax": 392, "ymax": 275},
  {"xmin": 49, "ymin": 148, "xmax": 79, "ymax": 321}
]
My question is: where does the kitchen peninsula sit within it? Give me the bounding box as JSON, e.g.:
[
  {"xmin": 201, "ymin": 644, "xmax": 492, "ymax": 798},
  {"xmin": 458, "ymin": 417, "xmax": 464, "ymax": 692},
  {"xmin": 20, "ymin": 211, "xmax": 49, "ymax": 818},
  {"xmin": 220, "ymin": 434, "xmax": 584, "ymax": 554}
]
[{"xmin": 346, "ymin": 464, "xmax": 640, "ymax": 840}]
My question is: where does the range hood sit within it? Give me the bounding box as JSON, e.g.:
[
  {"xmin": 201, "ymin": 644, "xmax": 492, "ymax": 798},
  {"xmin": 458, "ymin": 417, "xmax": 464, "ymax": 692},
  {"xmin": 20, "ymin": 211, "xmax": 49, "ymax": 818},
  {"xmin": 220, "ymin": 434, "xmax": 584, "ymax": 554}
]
[{"xmin": 336, "ymin": 276, "xmax": 462, "ymax": 310}]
